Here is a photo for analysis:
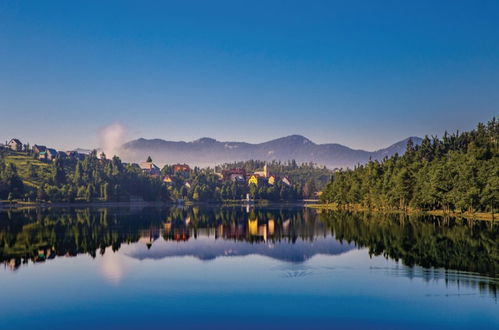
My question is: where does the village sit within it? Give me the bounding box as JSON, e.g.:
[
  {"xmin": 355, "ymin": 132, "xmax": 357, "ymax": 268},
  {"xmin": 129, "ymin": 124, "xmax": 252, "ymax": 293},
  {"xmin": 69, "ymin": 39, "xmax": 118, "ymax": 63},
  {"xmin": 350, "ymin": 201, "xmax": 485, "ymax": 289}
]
[{"xmin": 2, "ymin": 138, "xmax": 295, "ymax": 194}]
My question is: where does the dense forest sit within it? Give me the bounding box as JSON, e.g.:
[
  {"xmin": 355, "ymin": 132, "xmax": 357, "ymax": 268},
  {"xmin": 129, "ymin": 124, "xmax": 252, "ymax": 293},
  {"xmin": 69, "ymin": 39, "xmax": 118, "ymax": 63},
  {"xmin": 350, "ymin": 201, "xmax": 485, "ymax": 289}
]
[{"xmin": 321, "ymin": 118, "xmax": 498, "ymax": 214}]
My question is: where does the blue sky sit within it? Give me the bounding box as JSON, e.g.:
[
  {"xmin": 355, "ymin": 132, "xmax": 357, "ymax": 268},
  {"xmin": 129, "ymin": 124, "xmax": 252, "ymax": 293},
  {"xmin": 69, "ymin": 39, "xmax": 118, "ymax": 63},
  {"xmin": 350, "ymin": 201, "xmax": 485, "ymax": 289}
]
[{"xmin": 1, "ymin": 0, "xmax": 498, "ymax": 150}]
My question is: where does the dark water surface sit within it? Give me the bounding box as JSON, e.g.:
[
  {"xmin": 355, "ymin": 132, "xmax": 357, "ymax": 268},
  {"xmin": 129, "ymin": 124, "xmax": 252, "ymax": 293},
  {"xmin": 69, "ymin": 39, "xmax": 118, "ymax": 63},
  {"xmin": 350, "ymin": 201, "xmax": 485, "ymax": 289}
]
[{"xmin": 0, "ymin": 206, "xmax": 497, "ymax": 329}]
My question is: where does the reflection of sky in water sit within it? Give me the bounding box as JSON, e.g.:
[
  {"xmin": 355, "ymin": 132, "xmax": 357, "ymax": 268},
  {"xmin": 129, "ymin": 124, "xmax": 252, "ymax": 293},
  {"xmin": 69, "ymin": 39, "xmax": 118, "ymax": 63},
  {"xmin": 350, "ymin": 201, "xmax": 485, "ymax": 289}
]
[{"xmin": 1, "ymin": 239, "xmax": 498, "ymax": 329}]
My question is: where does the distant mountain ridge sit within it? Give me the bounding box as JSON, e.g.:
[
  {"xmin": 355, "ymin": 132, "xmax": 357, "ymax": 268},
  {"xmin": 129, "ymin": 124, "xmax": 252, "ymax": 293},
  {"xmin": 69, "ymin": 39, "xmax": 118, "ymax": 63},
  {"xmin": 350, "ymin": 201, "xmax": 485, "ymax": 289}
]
[{"xmin": 121, "ymin": 135, "xmax": 422, "ymax": 169}]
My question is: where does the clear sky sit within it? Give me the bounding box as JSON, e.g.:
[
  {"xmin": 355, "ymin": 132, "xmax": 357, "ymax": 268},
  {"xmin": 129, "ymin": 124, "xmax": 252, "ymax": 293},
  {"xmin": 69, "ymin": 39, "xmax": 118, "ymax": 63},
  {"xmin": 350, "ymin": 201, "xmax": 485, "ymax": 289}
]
[{"xmin": 1, "ymin": 0, "xmax": 498, "ymax": 151}]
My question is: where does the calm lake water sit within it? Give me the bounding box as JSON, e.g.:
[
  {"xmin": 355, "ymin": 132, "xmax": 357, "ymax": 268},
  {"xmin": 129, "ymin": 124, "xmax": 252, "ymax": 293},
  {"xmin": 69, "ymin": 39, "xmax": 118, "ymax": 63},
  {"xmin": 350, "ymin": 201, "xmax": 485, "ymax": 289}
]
[{"xmin": 0, "ymin": 206, "xmax": 497, "ymax": 329}]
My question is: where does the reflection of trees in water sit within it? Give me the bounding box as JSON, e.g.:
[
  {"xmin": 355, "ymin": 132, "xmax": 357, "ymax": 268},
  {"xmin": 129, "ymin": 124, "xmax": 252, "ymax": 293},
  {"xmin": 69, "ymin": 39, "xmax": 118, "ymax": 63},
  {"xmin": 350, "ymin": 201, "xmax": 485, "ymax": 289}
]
[
  {"xmin": 320, "ymin": 211, "xmax": 498, "ymax": 297},
  {"xmin": 0, "ymin": 207, "xmax": 323, "ymax": 270},
  {"xmin": 0, "ymin": 208, "xmax": 162, "ymax": 269},
  {"xmin": 1, "ymin": 207, "xmax": 497, "ymax": 297}
]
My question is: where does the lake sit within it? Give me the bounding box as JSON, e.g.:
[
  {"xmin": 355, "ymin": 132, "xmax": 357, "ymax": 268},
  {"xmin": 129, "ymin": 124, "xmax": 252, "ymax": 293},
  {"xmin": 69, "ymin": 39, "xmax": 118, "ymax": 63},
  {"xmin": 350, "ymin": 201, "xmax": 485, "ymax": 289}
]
[{"xmin": 0, "ymin": 206, "xmax": 497, "ymax": 329}]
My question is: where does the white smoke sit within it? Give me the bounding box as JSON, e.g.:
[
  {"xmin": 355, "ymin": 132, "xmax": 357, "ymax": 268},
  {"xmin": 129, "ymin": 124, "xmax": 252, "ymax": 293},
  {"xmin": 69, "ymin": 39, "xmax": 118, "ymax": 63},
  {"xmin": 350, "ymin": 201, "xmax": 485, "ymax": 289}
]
[{"xmin": 98, "ymin": 122, "xmax": 127, "ymax": 158}]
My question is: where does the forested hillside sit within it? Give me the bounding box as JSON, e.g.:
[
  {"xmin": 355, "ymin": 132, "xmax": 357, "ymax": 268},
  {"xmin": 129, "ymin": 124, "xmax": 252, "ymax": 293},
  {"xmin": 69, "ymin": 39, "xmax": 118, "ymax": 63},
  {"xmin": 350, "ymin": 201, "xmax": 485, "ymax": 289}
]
[
  {"xmin": 321, "ymin": 118, "xmax": 498, "ymax": 214},
  {"xmin": 0, "ymin": 150, "xmax": 167, "ymax": 202}
]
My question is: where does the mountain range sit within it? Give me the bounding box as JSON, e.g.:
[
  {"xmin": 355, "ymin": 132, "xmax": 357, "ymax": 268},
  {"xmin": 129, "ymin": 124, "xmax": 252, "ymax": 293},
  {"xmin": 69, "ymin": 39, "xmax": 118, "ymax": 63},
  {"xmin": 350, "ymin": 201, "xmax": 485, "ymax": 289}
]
[{"xmin": 120, "ymin": 135, "xmax": 422, "ymax": 169}]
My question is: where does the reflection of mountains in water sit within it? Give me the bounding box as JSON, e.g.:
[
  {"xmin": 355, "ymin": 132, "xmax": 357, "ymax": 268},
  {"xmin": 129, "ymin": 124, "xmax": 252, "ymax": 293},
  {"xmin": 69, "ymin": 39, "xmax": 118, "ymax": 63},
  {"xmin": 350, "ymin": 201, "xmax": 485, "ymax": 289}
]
[
  {"xmin": 130, "ymin": 215, "xmax": 356, "ymax": 262},
  {"xmin": 128, "ymin": 235, "xmax": 356, "ymax": 262}
]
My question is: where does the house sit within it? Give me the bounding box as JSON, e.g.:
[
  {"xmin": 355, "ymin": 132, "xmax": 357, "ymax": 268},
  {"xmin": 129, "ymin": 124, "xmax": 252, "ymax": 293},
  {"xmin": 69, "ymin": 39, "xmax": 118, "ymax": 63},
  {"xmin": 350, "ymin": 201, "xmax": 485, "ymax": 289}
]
[
  {"xmin": 248, "ymin": 175, "xmax": 259, "ymax": 185},
  {"xmin": 253, "ymin": 164, "xmax": 269, "ymax": 178},
  {"xmin": 268, "ymin": 175, "xmax": 277, "ymax": 185},
  {"xmin": 222, "ymin": 168, "xmax": 246, "ymax": 181},
  {"xmin": 231, "ymin": 174, "xmax": 246, "ymax": 184},
  {"xmin": 46, "ymin": 148, "xmax": 58, "ymax": 161},
  {"xmin": 282, "ymin": 176, "xmax": 292, "ymax": 186},
  {"xmin": 38, "ymin": 151, "xmax": 47, "ymax": 161},
  {"xmin": 8, "ymin": 138, "xmax": 22, "ymax": 151},
  {"xmin": 163, "ymin": 175, "xmax": 174, "ymax": 184},
  {"xmin": 140, "ymin": 161, "xmax": 160, "ymax": 176},
  {"xmin": 32, "ymin": 144, "xmax": 47, "ymax": 155},
  {"xmin": 173, "ymin": 164, "xmax": 190, "ymax": 173}
]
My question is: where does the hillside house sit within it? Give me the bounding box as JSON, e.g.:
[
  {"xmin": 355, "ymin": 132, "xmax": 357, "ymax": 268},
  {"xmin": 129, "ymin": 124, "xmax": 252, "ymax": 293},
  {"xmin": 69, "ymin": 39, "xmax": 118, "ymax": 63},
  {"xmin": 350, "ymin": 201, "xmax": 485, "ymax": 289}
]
[
  {"xmin": 39, "ymin": 148, "xmax": 58, "ymax": 162},
  {"xmin": 8, "ymin": 139, "xmax": 22, "ymax": 151},
  {"xmin": 32, "ymin": 145, "xmax": 47, "ymax": 155},
  {"xmin": 38, "ymin": 151, "xmax": 47, "ymax": 161},
  {"xmin": 140, "ymin": 161, "xmax": 160, "ymax": 176},
  {"xmin": 46, "ymin": 148, "xmax": 58, "ymax": 161}
]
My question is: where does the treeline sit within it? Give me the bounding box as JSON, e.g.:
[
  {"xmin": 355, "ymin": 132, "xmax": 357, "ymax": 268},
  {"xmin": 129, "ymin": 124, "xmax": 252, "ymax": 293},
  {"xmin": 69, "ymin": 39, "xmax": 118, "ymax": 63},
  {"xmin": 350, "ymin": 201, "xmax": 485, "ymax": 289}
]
[
  {"xmin": 321, "ymin": 118, "xmax": 498, "ymax": 214},
  {"xmin": 0, "ymin": 150, "xmax": 168, "ymax": 202},
  {"xmin": 161, "ymin": 165, "xmax": 303, "ymax": 202},
  {"xmin": 0, "ymin": 161, "xmax": 24, "ymax": 200}
]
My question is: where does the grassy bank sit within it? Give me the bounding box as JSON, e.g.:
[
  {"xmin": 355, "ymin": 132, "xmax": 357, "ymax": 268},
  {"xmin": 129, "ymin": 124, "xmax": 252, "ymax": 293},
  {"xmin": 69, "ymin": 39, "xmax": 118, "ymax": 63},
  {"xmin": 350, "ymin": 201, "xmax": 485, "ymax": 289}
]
[{"xmin": 306, "ymin": 203, "xmax": 496, "ymax": 221}]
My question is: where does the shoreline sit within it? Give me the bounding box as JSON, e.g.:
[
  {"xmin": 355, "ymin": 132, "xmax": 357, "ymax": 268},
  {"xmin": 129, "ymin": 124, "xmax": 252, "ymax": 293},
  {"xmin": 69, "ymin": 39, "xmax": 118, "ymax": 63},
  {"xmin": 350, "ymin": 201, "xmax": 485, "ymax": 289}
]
[
  {"xmin": 0, "ymin": 200, "xmax": 172, "ymax": 210},
  {"xmin": 306, "ymin": 203, "xmax": 496, "ymax": 221},
  {"xmin": 0, "ymin": 200, "xmax": 309, "ymax": 210},
  {"xmin": 2, "ymin": 200, "xmax": 495, "ymax": 221}
]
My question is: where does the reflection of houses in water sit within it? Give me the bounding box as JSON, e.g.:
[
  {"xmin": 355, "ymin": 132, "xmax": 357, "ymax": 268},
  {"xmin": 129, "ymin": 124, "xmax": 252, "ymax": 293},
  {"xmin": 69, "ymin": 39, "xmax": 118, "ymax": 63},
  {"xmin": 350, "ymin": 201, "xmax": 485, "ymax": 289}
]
[
  {"xmin": 268, "ymin": 219, "xmax": 275, "ymax": 236},
  {"xmin": 247, "ymin": 217, "xmax": 273, "ymax": 241},
  {"xmin": 161, "ymin": 212, "xmax": 328, "ymax": 244},
  {"xmin": 282, "ymin": 219, "xmax": 290, "ymax": 235},
  {"xmin": 248, "ymin": 218, "xmax": 258, "ymax": 236},
  {"xmin": 3, "ymin": 247, "xmax": 57, "ymax": 270},
  {"xmin": 35, "ymin": 248, "xmax": 56, "ymax": 263},
  {"xmin": 138, "ymin": 227, "xmax": 160, "ymax": 249},
  {"xmin": 6, "ymin": 258, "xmax": 20, "ymax": 271},
  {"xmin": 163, "ymin": 220, "xmax": 190, "ymax": 241}
]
